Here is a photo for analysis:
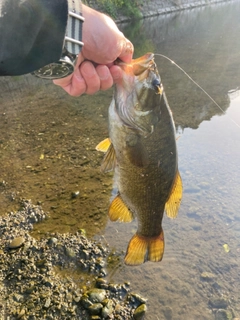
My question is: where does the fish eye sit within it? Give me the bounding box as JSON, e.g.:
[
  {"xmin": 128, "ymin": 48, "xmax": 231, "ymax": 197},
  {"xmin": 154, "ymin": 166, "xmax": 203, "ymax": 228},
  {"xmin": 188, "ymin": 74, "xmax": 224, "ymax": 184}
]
[
  {"xmin": 152, "ymin": 78, "xmax": 161, "ymax": 88},
  {"xmin": 152, "ymin": 78, "xmax": 162, "ymax": 94}
]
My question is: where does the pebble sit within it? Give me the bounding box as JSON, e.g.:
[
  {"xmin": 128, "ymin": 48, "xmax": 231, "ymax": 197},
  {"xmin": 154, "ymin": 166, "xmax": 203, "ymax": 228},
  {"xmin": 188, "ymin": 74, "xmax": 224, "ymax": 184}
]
[
  {"xmin": 9, "ymin": 236, "xmax": 25, "ymax": 249},
  {"xmin": 200, "ymin": 272, "xmax": 216, "ymax": 282},
  {"xmin": 215, "ymin": 309, "xmax": 233, "ymax": 320},
  {"xmin": 209, "ymin": 297, "xmax": 228, "ymax": 309},
  {"xmin": 133, "ymin": 304, "xmax": 147, "ymax": 319},
  {"xmin": 88, "ymin": 288, "xmax": 107, "ymax": 303},
  {"xmin": 88, "ymin": 303, "xmax": 103, "ymax": 315}
]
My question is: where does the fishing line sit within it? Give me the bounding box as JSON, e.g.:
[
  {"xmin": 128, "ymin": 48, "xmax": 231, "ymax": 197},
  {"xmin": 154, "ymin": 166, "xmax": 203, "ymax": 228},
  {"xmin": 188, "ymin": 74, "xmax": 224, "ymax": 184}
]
[{"xmin": 154, "ymin": 53, "xmax": 240, "ymax": 129}]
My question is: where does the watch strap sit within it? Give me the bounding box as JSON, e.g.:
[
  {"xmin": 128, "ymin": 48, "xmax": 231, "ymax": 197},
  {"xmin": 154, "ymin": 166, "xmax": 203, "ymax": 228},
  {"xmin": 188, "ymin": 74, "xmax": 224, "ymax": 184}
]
[{"xmin": 65, "ymin": 0, "xmax": 85, "ymax": 55}]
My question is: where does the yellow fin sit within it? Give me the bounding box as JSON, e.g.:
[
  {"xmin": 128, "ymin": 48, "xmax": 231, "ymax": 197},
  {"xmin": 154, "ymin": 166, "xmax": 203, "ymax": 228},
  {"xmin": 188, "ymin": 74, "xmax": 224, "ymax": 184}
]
[
  {"xmin": 109, "ymin": 195, "xmax": 133, "ymax": 222},
  {"xmin": 124, "ymin": 231, "xmax": 164, "ymax": 266},
  {"xmin": 124, "ymin": 234, "xmax": 148, "ymax": 265},
  {"xmin": 100, "ymin": 143, "xmax": 116, "ymax": 173},
  {"xmin": 96, "ymin": 138, "xmax": 111, "ymax": 152},
  {"xmin": 148, "ymin": 231, "xmax": 165, "ymax": 262},
  {"xmin": 165, "ymin": 171, "xmax": 182, "ymax": 219}
]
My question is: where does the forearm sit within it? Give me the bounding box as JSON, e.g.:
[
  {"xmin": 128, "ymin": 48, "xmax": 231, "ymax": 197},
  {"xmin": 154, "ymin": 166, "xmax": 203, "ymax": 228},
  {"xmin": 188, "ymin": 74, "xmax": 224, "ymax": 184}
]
[{"xmin": 0, "ymin": 0, "xmax": 68, "ymax": 76}]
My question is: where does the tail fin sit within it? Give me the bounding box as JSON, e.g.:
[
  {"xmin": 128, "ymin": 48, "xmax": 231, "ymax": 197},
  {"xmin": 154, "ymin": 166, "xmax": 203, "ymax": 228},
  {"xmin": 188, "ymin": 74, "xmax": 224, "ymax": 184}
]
[{"xmin": 124, "ymin": 231, "xmax": 164, "ymax": 266}]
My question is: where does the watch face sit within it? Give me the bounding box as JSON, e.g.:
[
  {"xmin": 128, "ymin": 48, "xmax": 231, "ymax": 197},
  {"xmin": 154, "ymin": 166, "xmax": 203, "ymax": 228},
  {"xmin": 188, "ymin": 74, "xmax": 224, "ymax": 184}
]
[{"xmin": 33, "ymin": 58, "xmax": 75, "ymax": 80}]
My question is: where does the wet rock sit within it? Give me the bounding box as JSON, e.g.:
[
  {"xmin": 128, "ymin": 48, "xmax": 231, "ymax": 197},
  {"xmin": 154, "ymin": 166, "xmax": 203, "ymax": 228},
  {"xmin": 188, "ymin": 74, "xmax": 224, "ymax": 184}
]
[
  {"xmin": 47, "ymin": 237, "xmax": 58, "ymax": 246},
  {"xmin": 81, "ymin": 294, "xmax": 93, "ymax": 308},
  {"xmin": 13, "ymin": 293, "xmax": 24, "ymax": 303},
  {"xmin": 44, "ymin": 297, "xmax": 51, "ymax": 308},
  {"xmin": 128, "ymin": 292, "xmax": 148, "ymax": 306},
  {"xmin": 200, "ymin": 272, "xmax": 216, "ymax": 282},
  {"xmin": 163, "ymin": 306, "xmax": 173, "ymax": 319},
  {"xmin": 87, "ymin": 288, "xmax": 107, "ymax": 303},
  {"xmin": 0, "ymin": 199, "xmax": 148, "ymax": 319},
  {"xmin": 9, "ymin": 237, "xmax": 25, "ymax": 249},
  {"xmin": 65, "ymin": 246, "xmax": 76, "ymax": 258},
  {"xmin": 71, "ymin": 191, "xmax": 80, "ymax": 199},
  {"xmin": 88, "ymin": 303, "xmax": 103, "ymax": 315},
  {"xmin": 101, "ymin": 299, "xmax": 113, "ymax": 318},
  {"xmin": 209, "ymin": 297, "xmax": 228, "ymax": 309},
  {"xmin": 133, "ymin": 303, "xmax": 147, "ymax": 319},
  {"xmin": 96, "ymin": 278, "xmax": 108, "ymax": 289},
  {"xmin": 215, "ymin": 309, "xmax": 233, "ymax": 320}
]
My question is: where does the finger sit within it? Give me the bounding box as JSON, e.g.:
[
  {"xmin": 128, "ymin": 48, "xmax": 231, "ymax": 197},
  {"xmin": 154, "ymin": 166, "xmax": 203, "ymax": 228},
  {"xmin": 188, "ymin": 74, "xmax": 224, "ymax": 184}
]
[
  {"xmin": 118, "ymin": 39, "xmax": 134, "ymax": 63},
  {"xmin": 109, "ymin": 65, "xmax": 123, "ymax": 84},
  {"xmin": 96, "ymin": 65, "xmax": 113, "ymax": 91},
  {"xmin": 80, "ymin": 61, "xmax": 101, "ymax": 95},
  {"xmin": 53, "ymin": 53, "xmax": 87, "ymax": 96},
  {"xmin": 53, "ymin": 73, "xmax": 73, "ymax": 88},
  {"xmin": 68, "ymin": 67, "xmax": 87, "ymax": 96},
  {"xmin": 53, "ymin": 69, "xmax": 87, "ymax": 97}
]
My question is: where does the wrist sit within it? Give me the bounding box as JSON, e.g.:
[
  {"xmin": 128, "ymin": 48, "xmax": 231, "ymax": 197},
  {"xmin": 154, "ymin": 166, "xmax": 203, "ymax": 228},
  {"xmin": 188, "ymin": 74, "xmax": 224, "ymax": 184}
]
[
  {"xmin": 33, "ymin": 0, "xmax": 85, "ymax": 80},
  {"xmin": 65, "ymin": 0, "xmax": 85, "ymax": 55}
]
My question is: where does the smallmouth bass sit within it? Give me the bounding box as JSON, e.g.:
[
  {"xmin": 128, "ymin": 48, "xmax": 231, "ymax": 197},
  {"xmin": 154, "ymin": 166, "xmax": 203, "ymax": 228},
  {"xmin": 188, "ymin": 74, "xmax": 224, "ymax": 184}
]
[{"xmin": 96, "ymin": 53, "xmax": 182, "ymax": 265}]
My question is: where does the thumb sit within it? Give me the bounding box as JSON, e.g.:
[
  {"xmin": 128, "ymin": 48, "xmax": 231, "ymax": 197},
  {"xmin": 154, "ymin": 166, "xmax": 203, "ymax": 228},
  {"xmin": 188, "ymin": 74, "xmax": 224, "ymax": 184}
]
[{"xmin": 118, "ymin": 39, "xmax": 134, "ymax": 63}]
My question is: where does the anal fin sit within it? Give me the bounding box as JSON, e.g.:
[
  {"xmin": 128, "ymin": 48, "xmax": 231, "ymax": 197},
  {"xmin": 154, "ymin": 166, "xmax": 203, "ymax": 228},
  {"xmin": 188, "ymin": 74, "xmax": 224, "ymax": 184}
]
[
  {"xmin": 124, "ymin": 231, "xmax": 164, "ymax": 266},
  {"xmin": 109, "ymin": 195, "xmax": 133, "ymax": 222}
]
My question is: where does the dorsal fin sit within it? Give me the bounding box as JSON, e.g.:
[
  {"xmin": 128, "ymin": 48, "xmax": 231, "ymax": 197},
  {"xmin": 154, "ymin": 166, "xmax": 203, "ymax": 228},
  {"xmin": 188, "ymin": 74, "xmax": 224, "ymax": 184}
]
[{"xmin": 165, "ymin": 171, "xmax": 182, "ymax": 219}]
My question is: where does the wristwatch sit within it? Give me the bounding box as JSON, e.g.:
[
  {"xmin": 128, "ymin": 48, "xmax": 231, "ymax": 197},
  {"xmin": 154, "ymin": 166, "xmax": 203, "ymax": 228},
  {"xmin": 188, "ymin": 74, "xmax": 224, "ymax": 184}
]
[{"xmin": 33, "ymin": 0, "xmax": 84, "ymax": 80}]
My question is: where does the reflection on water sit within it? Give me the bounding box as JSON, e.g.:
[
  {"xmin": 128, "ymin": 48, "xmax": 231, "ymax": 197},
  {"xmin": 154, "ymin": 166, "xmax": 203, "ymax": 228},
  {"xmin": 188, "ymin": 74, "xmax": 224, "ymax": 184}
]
[
  {"xmin": 107, "ymin": 2, "xmax": 240, "ymax": 319},
  {"xmin": 0, "ymin": 1, "xmax": 240, "ymax": 319},
  {"xmin": 120, "ymin": 0, "xmax": 240, "ymax": 130}
]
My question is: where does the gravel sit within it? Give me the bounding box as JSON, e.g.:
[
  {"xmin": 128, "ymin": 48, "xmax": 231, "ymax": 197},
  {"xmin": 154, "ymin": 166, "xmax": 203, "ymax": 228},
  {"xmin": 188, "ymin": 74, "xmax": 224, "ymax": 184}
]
[{"xmin": 0, "ymin": 200, "xmax": 147, "ymax": 320}]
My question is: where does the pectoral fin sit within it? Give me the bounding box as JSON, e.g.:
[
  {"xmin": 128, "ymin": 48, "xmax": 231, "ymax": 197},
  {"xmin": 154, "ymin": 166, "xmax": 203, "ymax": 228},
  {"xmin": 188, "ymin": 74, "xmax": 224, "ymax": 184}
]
[
  {"xmin": 165, "ymin": 171, "xmax": 182, "ymax": 219},
  {"xmin": 124, "ymin": 231, "xmax": 165, "ymax": 266},
  {"xmin": 109, "ymin": 194, "xmax": 133, "ymax": 222},
  {"xmin": 96, "ymin": 138, "xmax": 116, "ymax": 172},
  {"xmin": 96, "ymin": 138, "xmax": 111, "ymax": 152}
]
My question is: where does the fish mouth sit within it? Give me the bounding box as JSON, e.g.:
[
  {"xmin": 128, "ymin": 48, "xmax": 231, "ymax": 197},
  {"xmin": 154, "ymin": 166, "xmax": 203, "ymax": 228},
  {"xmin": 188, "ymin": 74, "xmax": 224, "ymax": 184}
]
[
  {"xmin": 115, "ymin": 52, "xmax": 154, "ymax": 76},
  {"xmin": 115, "ymin": 53, "xmax": 162, "ymax": 93},
  {"xmin": 131, "ymin": 52, "xmax": 155, "ymax": 76}
]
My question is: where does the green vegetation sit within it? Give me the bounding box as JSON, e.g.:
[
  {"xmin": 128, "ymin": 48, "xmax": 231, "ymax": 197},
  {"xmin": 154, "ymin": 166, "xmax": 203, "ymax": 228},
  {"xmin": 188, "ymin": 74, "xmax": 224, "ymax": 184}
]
[{"xmin": 83, "ymin": 0, "xmax": 144, "ymax": 19}]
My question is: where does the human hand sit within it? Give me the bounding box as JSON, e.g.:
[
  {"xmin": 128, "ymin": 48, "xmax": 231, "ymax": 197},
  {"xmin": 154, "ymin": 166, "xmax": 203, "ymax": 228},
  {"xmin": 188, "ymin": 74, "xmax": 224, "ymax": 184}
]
[{"xmin": 53, "ymin": 4, "xmax": 134, "ymax": 96}]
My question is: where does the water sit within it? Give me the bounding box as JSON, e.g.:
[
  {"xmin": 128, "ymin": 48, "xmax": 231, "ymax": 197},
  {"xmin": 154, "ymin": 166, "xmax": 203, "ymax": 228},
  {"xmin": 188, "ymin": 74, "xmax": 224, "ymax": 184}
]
[
  {"xmin": 0, "ymin": 1, "xmax": 240, "ymax": 319},
  {"xmin": 105, "ymin": 2, "xmax": 240, "ymax": 319}
]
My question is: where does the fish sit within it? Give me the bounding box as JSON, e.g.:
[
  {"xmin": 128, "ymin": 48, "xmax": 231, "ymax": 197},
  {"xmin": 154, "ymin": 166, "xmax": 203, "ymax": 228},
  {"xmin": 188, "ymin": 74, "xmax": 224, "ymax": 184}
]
[{"xmin": 96, "ymin": 53, "xmax": 182, "ymax": 266}]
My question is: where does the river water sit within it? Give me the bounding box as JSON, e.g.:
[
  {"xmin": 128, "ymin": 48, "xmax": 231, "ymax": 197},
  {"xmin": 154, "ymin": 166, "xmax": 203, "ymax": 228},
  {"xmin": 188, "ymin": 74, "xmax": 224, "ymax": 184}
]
[{"xmin": 0, "ymin": 1, "xmax": 240, "ymax": 319}]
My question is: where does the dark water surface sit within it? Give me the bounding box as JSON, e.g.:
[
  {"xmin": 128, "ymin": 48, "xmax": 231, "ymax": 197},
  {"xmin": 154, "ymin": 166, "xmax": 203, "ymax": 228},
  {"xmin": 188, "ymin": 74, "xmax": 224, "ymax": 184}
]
[{"xmin": 0, "ymin": 1, "xmax": 240, "ymax": 319}]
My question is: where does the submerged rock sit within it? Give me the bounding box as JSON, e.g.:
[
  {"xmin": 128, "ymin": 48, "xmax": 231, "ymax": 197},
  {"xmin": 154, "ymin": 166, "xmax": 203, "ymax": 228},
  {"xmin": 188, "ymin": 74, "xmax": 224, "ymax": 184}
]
[
  {"xmin": 209, "ymin": 298, "xmax": 228, "ymax": 309},
  {"xmin": 215, "ymin": 309, "xmax": 233, "ymax": 320},
  {"xmin": 133, "ymin": 303, "xmax": 147, "ymax": 319},
  {"xmin": 200, "ymin": 272, "xmax": 216, "ymax": 282}
]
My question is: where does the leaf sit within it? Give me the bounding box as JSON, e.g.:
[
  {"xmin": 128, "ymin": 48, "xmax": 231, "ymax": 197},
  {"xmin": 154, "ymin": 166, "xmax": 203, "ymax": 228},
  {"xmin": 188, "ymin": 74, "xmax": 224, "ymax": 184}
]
[{"xmin": 223, "ymin": 244, "xmax": 230, "ymax": 253}]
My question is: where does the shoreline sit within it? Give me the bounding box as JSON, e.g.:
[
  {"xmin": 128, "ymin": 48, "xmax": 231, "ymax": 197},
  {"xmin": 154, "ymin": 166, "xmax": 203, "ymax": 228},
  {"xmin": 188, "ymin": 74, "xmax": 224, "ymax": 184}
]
[
  {"xmin": 86, "ymin": 0, "xmax": 234, "ymax": 23},
  {"xmin": 0, "ymin": 200, "xmax": 147, "ymax": 320}
]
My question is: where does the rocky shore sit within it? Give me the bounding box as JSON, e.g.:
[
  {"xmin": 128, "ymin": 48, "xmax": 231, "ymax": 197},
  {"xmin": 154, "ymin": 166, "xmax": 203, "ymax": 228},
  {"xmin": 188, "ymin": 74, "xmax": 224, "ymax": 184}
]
[
  {"xmin": 0, "ymin": 200, "xmax": 147, "ymax": 320},
  {"xmin": 85, "ymin": 0, "xmax": 232, "ymax": 23}
]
